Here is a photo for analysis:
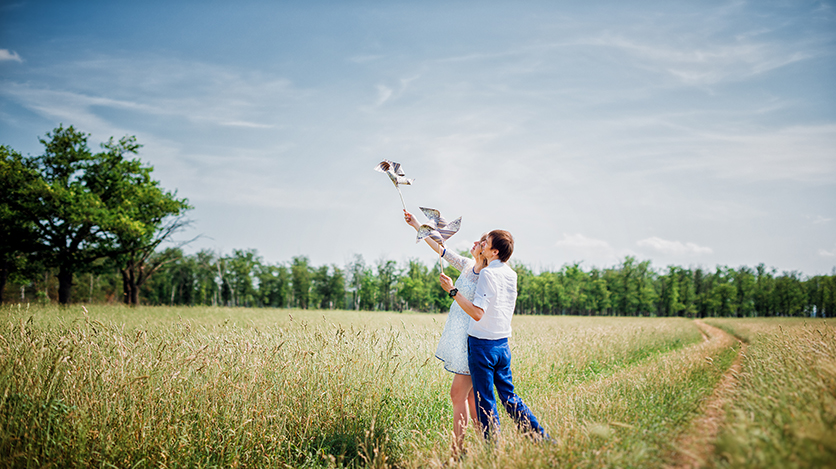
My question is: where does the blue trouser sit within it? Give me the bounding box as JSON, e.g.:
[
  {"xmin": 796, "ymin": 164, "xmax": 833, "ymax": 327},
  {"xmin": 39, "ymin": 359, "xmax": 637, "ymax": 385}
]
[{"xmin": 467, "ymin": 336, "xmax": 548, "ymax": 440}]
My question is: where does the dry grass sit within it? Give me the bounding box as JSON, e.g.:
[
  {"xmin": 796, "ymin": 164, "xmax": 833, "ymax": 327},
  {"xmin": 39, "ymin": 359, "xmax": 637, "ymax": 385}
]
[
  {"xmin": 704, "ymin": 318, "xmax": 836, "ymax": 469},
  {"xmin": 3, "ymin": 305, "xmax": 823, "ymax": 468}
]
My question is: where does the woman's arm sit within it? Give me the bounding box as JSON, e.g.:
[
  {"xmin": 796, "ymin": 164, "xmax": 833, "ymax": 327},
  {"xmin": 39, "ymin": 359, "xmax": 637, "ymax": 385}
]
[
  {"xmin": 404, "ymin": 209, "xmax": 444, "ymax": 256},
  {"xmin": 439, "ymin": 273, "xmax": 484, "ymax": 321}
]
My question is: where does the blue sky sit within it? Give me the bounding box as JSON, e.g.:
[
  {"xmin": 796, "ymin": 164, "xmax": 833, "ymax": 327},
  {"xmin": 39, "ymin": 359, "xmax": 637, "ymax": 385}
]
[{"xmin": 2, "ymin": 0, "xmax": 835, "ymax": 275}]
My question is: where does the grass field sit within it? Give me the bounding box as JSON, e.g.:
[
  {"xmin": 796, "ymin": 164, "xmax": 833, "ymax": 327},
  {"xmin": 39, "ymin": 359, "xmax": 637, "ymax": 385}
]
[{"xmin": 0, "ymin": 304, "xmax": 833, "ymax": 468}]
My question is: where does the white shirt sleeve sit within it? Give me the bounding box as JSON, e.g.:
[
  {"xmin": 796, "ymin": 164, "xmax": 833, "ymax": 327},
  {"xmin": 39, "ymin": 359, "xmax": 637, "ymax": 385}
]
[{"xmin": 472, "ymin": 267, "xmax": 495, "ymax": 312}]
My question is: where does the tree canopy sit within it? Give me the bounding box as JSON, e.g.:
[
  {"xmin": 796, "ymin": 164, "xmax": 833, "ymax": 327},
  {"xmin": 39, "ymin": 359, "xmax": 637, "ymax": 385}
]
[{"xmin": 0, "ymin": 125, "xmax": 191, "ymax": 304}]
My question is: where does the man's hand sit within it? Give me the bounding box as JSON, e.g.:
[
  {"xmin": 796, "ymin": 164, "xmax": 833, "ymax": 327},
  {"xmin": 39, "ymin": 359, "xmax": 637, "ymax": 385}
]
[{"xmin": 439, "ymin": 273, "xmax": 455, "ymax": 292}]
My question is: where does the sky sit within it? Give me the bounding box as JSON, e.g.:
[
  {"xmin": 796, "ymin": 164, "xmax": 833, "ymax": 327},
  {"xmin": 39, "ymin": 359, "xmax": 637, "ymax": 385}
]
[{"xmin": 1, "ymin": 0, "xmax": 835, "ymax": 276}]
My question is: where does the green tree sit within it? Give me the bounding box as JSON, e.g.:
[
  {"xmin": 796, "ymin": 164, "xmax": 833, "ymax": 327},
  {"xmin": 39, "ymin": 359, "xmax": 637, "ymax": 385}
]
[
  {"xmin": 193, "ymin": 249, "xmax": 221, "ymax": 306},
  {"xmin": 291, "ymin": 256, "xmax": 311, "ymax": 309},
  {"xmin": 608, "ymin": 257, "xmax": 655, "ymax": 315},
  {"xmin": 586, "ymin": 268, "xmax": 611, "ymax": 315},
  {"xmin": 376, "ymin": 259, "xmax": 399, "ymax": 311},
  {"xmin": 774, "ymin": 271, "xmax": 806, "ymax": 317},
  {"xmin": 3, "ymin": 126, "xmax": 190, "ymax": 304},
  {"xmin": 358, "ymin": 266, "xmax": 377, "ymax": 311},
  {"xmin": 562, "ymin": 263, "xmax": 589, "ymax": 314},
  {"xmin": 311, "ymin": 264, "xmax": 344, "ymax": 309},
  {"xmin": 328, "ymin": 265, "xmax": 346, "ymax": 309},
  {"xmin": 0, "ymin": 146, "xmax": 41, "ymax": 304},
  {"xmin": 734, "ymin": 266, "xmax": 757, "ymax": 317},
  {"xmin": 675, "ymin": 268, "xmax": 697, "ymax": 317},
  {"xmin": 21, "ymin": 126, "xmax": 109, "ymax": 304},
  {"xmin": 256, "ymin": 263, "xmax": 290, "ymax": 308},
  {"xmin": 398, "ymin": 258, "xmax": 433, "ymax": 312},
  {"xmin": 754, "ymin": 264, "xmax": 777, "ymax": 316},
  {"xmin": 659, "ymin": 266, "xmax": 684, "ymax": 316},
  {"xmin": 513, "ymin": 262, "xmax": 535, "ymax": 314},
  {"xmin": 226, "ymin": 249, "xmax": 259, "ymax": 307},
  {"xmin": 85, "ymin": 135, "xmax": 191, "ymax": 305}
]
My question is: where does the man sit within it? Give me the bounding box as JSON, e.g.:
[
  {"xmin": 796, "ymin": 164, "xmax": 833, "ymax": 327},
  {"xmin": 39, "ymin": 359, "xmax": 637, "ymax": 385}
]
[{"xmin": 439, "ymin": 229, "xmax": 549, "ymax": 440}]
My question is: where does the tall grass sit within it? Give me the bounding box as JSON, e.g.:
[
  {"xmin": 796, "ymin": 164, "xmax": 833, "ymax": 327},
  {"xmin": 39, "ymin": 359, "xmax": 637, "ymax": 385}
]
[
  {"xmin": 1, "ymin": 305, "xmax": 744, "ymax": 468},
  {"xmin": 704, "ymin": 318, "xmax": 836, "ymax": 469}
]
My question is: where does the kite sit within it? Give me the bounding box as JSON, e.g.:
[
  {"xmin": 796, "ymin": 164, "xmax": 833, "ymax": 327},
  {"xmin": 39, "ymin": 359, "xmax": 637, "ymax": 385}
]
[
  {"xmin": 374, "ymin": 159, "xmax": 413, "ymax": 211},
  {"xmin": 415, "ymin": 207, "xmax": 461, "ymax": 272}
]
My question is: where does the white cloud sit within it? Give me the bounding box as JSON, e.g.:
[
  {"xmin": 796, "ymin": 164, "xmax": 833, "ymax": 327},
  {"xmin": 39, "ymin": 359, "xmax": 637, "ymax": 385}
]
[
  {"xmin": 637, "ymin": 236, "xmax": 713, "ymax": 255},
  {"xmin": 0, "ymin": 49, "xmax": 22, "ymax": 62},
  {"xmin": 0, "ymin": 58, "xmax": 305, "ymax": 132},
  {"xmin": 348, "ymin": 54, "xmax": 383, "ymax": 63},
  {"xmin": 589, "ymin": 34, "xmax": 812, "ymax": 86},
  {"xmin": 813, "ymin": 215, "xmax": 833, "ymax": 225},
  {"xmin": 556, "ymin": 233, "xmax": 611, "ymax": 249},
  {"xmin": 220, "ymin": 121, "xmax": 274, "ymax": 129},
  {"xmin": 820, "ymin": 248, "xmax": 836, "ymax": 257},
  {"xmin": 375, "ymin": 85, "xmax": 393, "ymax": 106}
]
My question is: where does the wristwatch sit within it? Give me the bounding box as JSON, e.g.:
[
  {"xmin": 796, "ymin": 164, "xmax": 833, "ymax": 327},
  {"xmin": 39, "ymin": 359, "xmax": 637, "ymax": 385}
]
[{"xmin": 448, "ymin": 288, "xmax": 458, "ymax": 298}]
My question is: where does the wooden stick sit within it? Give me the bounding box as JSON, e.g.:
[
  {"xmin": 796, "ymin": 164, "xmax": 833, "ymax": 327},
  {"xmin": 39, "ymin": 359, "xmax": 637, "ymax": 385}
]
[{"xmin": 396, "ymin": 186, "xmax": 407, "ymax": 211}]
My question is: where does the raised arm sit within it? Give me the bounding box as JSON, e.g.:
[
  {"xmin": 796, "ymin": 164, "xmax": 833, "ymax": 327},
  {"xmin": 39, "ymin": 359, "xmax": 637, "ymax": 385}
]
[{"xmin": 404, "ymin": 209, "xmax": 444, "ymax": 256}]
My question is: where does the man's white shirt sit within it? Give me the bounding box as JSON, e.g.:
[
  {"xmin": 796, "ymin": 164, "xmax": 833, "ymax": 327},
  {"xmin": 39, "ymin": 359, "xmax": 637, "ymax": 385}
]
[{"xmin": 468, "ymin": 259, "xmax": 517, "ymax": 339}]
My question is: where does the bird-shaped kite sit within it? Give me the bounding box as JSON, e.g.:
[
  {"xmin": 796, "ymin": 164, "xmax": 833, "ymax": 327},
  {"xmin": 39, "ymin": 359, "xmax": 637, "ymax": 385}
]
[
  {"xmin": 374, "ymin": 159, "xmax": 414, "ymax": 211},
  {"xmin": 416, "ymin": 207, "xmax": 461, "ymax": 272}
]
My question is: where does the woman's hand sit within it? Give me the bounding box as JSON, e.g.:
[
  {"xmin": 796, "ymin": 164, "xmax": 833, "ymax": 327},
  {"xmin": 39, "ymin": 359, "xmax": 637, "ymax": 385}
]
[
  {"xmin": 439, "ymin": 273, "xmax": 454, "ymax": 292},
  {"xmin": 404, "ymin": 209, "xmax": 420, "ymax": 229}
]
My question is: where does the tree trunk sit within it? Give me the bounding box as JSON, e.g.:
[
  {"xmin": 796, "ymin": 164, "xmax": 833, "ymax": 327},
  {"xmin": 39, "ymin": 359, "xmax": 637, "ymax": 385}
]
[
  {"xmin": 0, "ymin": 259, "xmax": 8, "ymax": 305},
  {"xmin": 58, "ymin": 267, "xmax": 73, "ymax": 304},
  {"xmin": 122, "ymin": 269, "xmax": 131, "ymax": 304},
  {"xmin": 130, "ymin": 280, "xmax": 140, "ymax": 305},
  {"xmin": 121, "ymin": 268, "xmax": 140, "ymax": 305}
]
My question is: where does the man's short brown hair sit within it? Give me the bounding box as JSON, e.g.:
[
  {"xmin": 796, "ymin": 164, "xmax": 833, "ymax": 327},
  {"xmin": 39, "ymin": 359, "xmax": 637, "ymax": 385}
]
[{"xmin": 488, "ymin": 230, "xmax": 514, "ymax": 263}]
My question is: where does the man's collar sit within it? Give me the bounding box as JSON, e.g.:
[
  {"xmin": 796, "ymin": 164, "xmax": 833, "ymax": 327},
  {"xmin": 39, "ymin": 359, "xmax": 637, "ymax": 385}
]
[{"xmin": 489, "ymin": 259, "xmax": 504, "ymax": 267}]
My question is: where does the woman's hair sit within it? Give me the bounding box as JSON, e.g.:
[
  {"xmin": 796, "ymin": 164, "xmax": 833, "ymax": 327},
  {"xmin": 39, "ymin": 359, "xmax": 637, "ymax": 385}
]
[
  {"xmin": 488, "ymin": 230, "xmax": 514, "ymax": 263},
  {"xmin": 477, "ymin": 234, "xmax": 489, "ymax": 268}
]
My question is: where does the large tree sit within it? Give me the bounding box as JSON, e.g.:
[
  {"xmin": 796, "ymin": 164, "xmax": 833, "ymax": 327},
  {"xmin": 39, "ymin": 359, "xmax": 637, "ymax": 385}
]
[
  {"xmin": 85, "ymin": 135, "xmax": 191, "ymax": 305},
  {"xmin": 4, "ymin": 125, "xmax": 190, "ymax": 304},
  {"xmin": 18, "ymin": 126, "xmax": 106, "ymax": 303}
]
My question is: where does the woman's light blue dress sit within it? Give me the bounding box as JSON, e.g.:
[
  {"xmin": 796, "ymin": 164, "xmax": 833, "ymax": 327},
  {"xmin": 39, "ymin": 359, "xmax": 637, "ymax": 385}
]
[{"xmin": 435, "ymin": 250, "xmax": 480, "ymax": 375}]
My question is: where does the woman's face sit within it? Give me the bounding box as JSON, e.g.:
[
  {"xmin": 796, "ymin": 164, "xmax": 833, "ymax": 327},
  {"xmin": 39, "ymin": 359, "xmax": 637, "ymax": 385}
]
[{"xmin": 470, "ymin": 234, "xmax": 488, "ymax": 260}]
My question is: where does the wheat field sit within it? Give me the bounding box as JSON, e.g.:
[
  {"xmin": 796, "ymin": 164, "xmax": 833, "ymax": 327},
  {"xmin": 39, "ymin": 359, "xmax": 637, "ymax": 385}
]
[{"xmin": 1, "ymin": 304, "xmax": 832, "ymax": 468}]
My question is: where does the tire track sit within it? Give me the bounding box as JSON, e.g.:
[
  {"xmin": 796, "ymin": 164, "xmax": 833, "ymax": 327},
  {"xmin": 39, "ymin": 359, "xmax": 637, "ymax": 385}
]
[{"xmin": 670, "ymin": 320, "xmax": 745, "ymax": 469}]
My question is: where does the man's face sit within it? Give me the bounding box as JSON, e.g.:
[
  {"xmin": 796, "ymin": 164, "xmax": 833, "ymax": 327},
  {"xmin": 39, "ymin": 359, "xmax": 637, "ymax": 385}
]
[{"xmin": 482, "ymin": 235, "xmax": 497, "ymax": 259}]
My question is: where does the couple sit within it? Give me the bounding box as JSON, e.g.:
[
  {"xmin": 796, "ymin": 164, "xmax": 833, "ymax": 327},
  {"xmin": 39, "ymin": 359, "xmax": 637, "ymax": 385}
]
[{"xmin": 404, "ymin": 210, "xmax": 548, "ymax": 456}]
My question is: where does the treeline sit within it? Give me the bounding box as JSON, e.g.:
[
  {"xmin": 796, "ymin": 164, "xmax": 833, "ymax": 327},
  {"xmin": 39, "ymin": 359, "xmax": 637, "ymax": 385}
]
[
  {"xmin": 515, "ymin": 257, "xmax": 835, "ymax": 318},
  {"xmin": 4, "ymin": 126, "xmax": 834, "ymax": 317},
  {"xmin": 3, "ymin": 248, "xmax": 455, "ymax": 313},
  {"xmin": 5, "ymin": 247, "xmax": 834, "ymax": 318}
]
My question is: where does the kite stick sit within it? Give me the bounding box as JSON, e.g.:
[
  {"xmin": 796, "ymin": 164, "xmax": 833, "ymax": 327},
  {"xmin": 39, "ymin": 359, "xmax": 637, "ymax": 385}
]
[{"xmin": 396, "ymin": 186, "xmax": 407, "ymax": 211}]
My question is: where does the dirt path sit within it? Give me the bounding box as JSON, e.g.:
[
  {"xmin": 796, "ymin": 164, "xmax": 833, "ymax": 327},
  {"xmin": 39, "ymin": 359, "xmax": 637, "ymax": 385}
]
[{"xmin": 670, "ymin": 320, "xmax": 746, "ymax": 469}]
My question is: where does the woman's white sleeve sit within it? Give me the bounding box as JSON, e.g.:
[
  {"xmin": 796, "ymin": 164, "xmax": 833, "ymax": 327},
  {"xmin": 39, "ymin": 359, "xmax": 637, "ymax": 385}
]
[{"xmin": 442, "ymin": 249, "xmax": 469, "ymax": 272}]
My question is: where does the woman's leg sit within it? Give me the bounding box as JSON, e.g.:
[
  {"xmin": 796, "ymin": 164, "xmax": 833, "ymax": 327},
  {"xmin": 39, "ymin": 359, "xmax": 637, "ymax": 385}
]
[
  {"xmin": 468, "ymin": 386, "xmax": 478, "ymax": 427},
  {"xmin": 450, "ymin": 373, "xmax": 473, "ymax": 454}
]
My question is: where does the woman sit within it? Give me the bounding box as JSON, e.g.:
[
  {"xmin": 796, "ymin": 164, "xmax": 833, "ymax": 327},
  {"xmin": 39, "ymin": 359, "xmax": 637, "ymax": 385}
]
[{"xmin": 403, "ymin": 209, "xmax": 488, "ymax": 456}]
